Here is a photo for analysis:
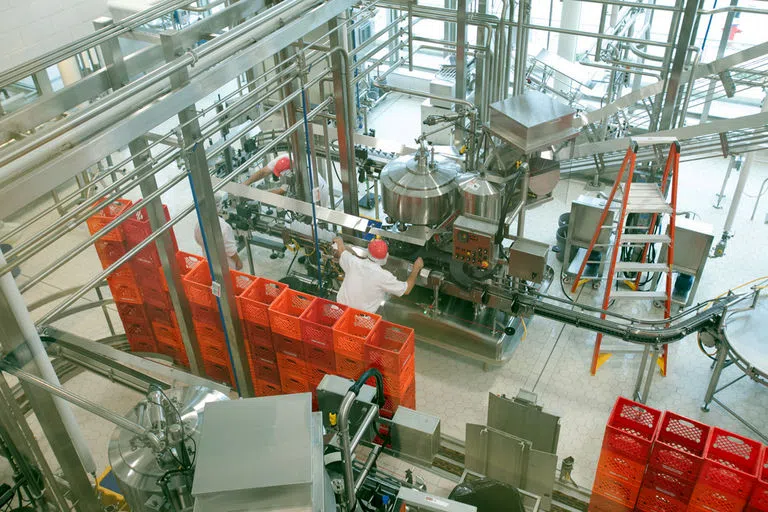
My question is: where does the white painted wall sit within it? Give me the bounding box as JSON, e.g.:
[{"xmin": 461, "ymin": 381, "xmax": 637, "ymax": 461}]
[{"xmin": 0, "ymin": 0, "xmax": 110, "ymax": 73}]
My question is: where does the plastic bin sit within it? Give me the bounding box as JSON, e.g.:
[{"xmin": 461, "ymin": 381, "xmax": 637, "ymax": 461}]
[
  {"xmin": 747, "ymin": 449, "xmax": 768, "ymax": 512},
  {"xmin": 335, "ymin": 352, "xmax": 367, "ymax": 380},
  {"xmin": 690, "ymin": 483, "xmax": 746, "ymax": 512},
  {"xmin": 122, "ymin": 202, "xmax": 177, "ymax": 251},
  {"xmin": 378, "ymin": 354, "xmax": 415, "ymax": 396},
  {"xmin": 300, "ymin": 299, "xmax": 347, "ymax": 347},
  {"xmin": 253, "ymin": 379, "xmax": 281, "ymax": 397},
  {"xmin": 276, "ymin": 351, "xmax": 307, "ymax": 377},
  {"xmin": 635, "ymin": 486, "xmax": 687, "ymax": 512},
  {"xmin": 268, "ymin": 289, "xmax": 315, "ymax": 340},
  {"xmin": 280, "ymin": 371, "xmax": 310, "ymax": 394},
  {"xmin": 86, "ymin": 198, "xmax": 132, "ymax": 241},
  {"xmin": 243, "ymin": 320, "xmax": 272, "ymax": 352},
  {"xmin": 94, "ymin": 239, "xmax": 127, "ymax": 267},
  {"xmin": 597, "ymin": 449, "xmax": 646, "ymax": 487},
  {"xmin": 303, "ymin": 336, "xmax": 336, "ymax": 372},
  {"xmin": 194, "ymin": 322, "xmax": 225, "ymax": 346},
  {"xmin": 252, "ymin": 358, "xmax": 281, "ymax": 386},
  {"xmin": 333, "ymin": 308, "xmax": 381, "ymax": 358},
  {"xmin": 238, "ymin": 277, "xmax": 288, "ymax": 327},
  {"xmin": 145, "ymin": 304, "xmax": 175, "ymax": 326},
  {"xmin": 107, "ymin": 274, "xmax": 143, "ymax": 304},
  {"xmin": 203, "ymin": 359, "xmax": 233, "ymax": 386},
  {"xmin": 115, "ymin": 302, "xmax": 148, "ymax": 324},
  {"xmin": 603, "ymin": 397, "xmax": 662, "ymax": 463},
  {"xmin": 589, "ymin": 492, "xmax": 634, "ymax": 512},
  {"xmin": 152, "ymin": 321, "xmax": 181, "ymax": 347},
  {"xmin": 364, "ymin": 321, "xmax": 415, "ymax": 371},
  {"xmin": 699, "ymin": 427, "xmax": 762, "ymax": 499},
  {"xmin": 642, "ymin": 468, "xmax": 695, "ymax": 502},
  {"xmin": 127, "ymin": 334, "xmax": 156, "ymax": 353},
  {"xmin": 190, "ymin": 303, "xmax": 221, "ymax": 327},
  {"xmin": 381, "ymin": 377, "xmax": 415, "ymax": 418},
  {"xmin": 592, "ymin": 470, "xmax": 641, "ymax": 508},
  {"xmin": 272, "ymin": 332, "xmax": 306, "ymax": 358},
  {"xmin": 308, "ymin": 365, "xmax": 331, "ymax": 389},
  {"xmin": 183, "ymin": 262, "xmax": 255, "ymax": 309},
  {"xmin": 649, "ymin": 411, "xmax": 711, "ymax": 481},
  {"xmin": 176, "ymin": 251, "xmax": 205, "ymax": 277}
]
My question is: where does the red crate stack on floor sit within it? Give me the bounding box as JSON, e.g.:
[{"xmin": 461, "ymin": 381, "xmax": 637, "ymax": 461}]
[
  {"xmin": 589, "ymin": 397, "xmax": 662, "ymax": 512},
  {"xmin": 238, "ymin": 277, "xmax": 288, "ymax": 395},
  {"xmin": 88, "ymin": 198, "xmax": 157, "ymax": 354},
  {"xmin": 364, "ymin": 321, "xmax": 416, "ymax": 417},
  {"xmin": 747, "ymin": 449, "xmax": 768, "ymax": 512},
  {"xmin": 690, "ymin": 428, "xmax": 763, "ymax": 512},
  {"xmin": 182, "ymin": 259, "xmax": 257, "ymax": 386},
  {"xmin": 638, "ymin": 412, "xmax": 711, "ymax": 512},
  {"xmin": 333, "ymin": 308, "xmax": 381, "ymax": 381},
  {"xmin": 268, "ymin": 289, "xmax": 315, "ymax": 397}
]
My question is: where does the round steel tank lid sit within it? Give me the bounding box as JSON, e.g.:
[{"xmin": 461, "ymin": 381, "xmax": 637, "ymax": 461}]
[{"xmin": 380, "ymin": 152, "xmax": 461, "ymax": 197}]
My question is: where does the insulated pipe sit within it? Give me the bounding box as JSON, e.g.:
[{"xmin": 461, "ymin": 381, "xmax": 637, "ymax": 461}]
[{"xmin": 0, "ymin": 252, "xmax": 96, "ymax": 474}]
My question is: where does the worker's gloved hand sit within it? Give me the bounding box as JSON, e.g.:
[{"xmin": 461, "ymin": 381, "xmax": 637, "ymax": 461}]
[
  {"xmin": 279, "ymin": 184, "xmax": 290, "ymax": 193},
  {"xmin": 413, "ymin": 257, "xmax": 425, "ymax": 273},
  {"xmin": 332, "ymin": 237, "xmax": 344, "ymax": 257}
]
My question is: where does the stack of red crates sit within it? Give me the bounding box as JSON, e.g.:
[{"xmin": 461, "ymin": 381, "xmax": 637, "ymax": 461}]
[
  {"xmin": 639, "ymin": 412, "xmax": 710, "ymax": 512},
  {"xmin": 238, "ymin": 277, "xmax": 288, "ymax": 396},
  {"xmin": 589, "ymin": 397, "xmax": 768, "ymax": 512},
  {"xmin": 182, "ymin": 260, "xmax": 257, "ymax": 386},
  {"xmin": 590, "ymin": 397, "xmax": 662, "ymax": 512},
  {"xmin": 364, "ymin": 321, "xmax": 416, "ymax": 417},
  {"xmin": 300, "ymin": 298, "xmax": 348, "ymax": 400},
  {"xmin": 268, "ymin": 289, "xmax": 316, "ymax": 397},
  {"xmin": 690, "ymin": 427, "xmax": 763, "ymax": 512}
]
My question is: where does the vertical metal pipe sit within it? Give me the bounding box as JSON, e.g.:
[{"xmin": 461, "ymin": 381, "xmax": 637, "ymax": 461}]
[
  {"xmin": 700, "ymin": 0, "xmax": 739, "ymax": 123},
  {"xmin": 455, "ymin": 0, "xmax": 467, "ymax": 101},
  {"xmin": 516, "ymin": 163, "xmax": 529, "ymax": 237}
]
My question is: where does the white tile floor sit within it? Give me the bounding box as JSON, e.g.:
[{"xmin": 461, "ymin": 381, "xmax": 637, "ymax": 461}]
[{"xmin": 1, "ymin": 92, "xmax": 767, "ymax": 500}]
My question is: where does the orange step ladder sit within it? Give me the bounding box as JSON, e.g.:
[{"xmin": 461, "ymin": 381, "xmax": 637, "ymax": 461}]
[{"xmin": 570, "ymin": 138, "xmax": 680, "ymax": 376}]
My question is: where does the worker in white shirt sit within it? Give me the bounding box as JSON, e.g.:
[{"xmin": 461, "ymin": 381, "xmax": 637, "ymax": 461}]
[
  {"xmin": 333, "ymin": 237, "xmax": 424, "ymax": 314},
  {"xmin": 193, "ymin": 192, "xmax": 243, "ymax": 270},
  {"xmin": 243, "ymin": 153, "xmax": 330, "ymax": 207}
]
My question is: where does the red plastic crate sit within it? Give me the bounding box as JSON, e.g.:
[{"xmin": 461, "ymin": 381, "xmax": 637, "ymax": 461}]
[
  {"xmin": 86, "ymin": 198, "xmax": 132, "ymax": 241},
  {"xmin": 382, "ymin": 377, "xmax": 415, "ymax": 417},
  {"xmin": 333, "ymin": 308, "xmax": 381, "ymax": 359},
  {"xmin": 276, "ymin": 351, "xmax": 307, "ymax": 377},
  {"xmin": 597, "ymin": 449, "xmax": 646, "ymax": 487},
  {"xmin": 184, "ymin": 262, "xmax": 256, "ymax": 309},
  {"xmin": 252, "ymin": 357, "xmax": 281, "ymax": 386},
  {"xmin": 592, "ymin": 470, "xmax": 641, "ymax": 507},
  {"xmin": 122, "ymin": 202, "xmax": 177, "ymax": 252},
  {"xmin": 253, "ymin": 378, "xmax": 282, "ymax": 397},
  {"xmin": 107, "ymin": 274, "xmax": 143, "ymax": 304},
  {"xmin": 152, "ymin": 321, "xmax": 181, "ymax": 347},
  {"xmin": 303, "ymin": 337, "xmax": 336, "ymax": 372},
  {"xmin": 247, "ymin": 340, "xmax": 276, "ymax": 363},
  {"xmin": 650, "ymin": 411, "xmax": 711, "ymax": 482},
  {"xmin": 203, "ymin": 359, "xmax": 233, "ymax": 386},
  {"xmin": 642, "ymin": 468, "xmax": 695, "ymax": 501},
  {"xmin": 177, "ymin": 251, "xmax": 205, "ymax": 277},
  {"xmin": 379, "ymin": 354, "xmax": 415, "ymax": 396},
  {"xmin": 700, "ymin": 427, "xmax": 762, "ymax": 499},
  {"xmin": 145, "ymin": 304, "xmax": 175, "ymax": 327},
  {"xmin": 308, "ymin": 365, "xmax": 331, "ymax": 389},
  {"xmin": 281, "ymin": 371, "xmax": 310, "ymax": 394},
  {"xmin": 124, "ymin": 318, "xmax": 154, "ymax": 339},
  {"xmin": 748, "ymin": 449, "xmax": 768, "ymax": 512},
  {"xmin": 94, "ymin": 239, "xmax": 127, "ymax": 267},
  {"xmin": 133, "ymin": 261, "xmax": 165, "ymax": 290},
  {"xmin": 603, "ymin": 397, "xmax": 662, "ymax": 464},
  {"xmin": 127, "ymin": 334, "xmax": 156, "ymax": 353},
  {"xmin": 190, "ymin": 303, "xmax": 221, "ymax": 327},
  {"xmin": 272, "ymin": 332, "xmax": 306, "ymax": 358},
  {"xmin": 115, "ymin": 302, "xmax": 148, "ymax": 324},
  {"xmin": 243, "ymin": 320, "xmax": 272, "ymax": 351},
  {"xmin": 365, "ymin": 321, "xmax": 415, "ymax": 371},
  {"xmin": 239, "ymin": 278, "xmax": 288, "ymax": 327},
  {"xmin": 194, "ymin": 322, "xmax": 225, "ymax": 346},
  {"xmin": 636, "ymin": 486, "xmax": 687, "ymax": 512},
  {"xmin": 335, "ymin": 352, "xmax": 368, "ymax": 380},
  {"xmin": 300, "ymin": 298, "xmax": 347, "ymax": 345},
  {"xmin": 589, "ymin": 493, "xmax": 633, "ymax": 512},
  {"xmin": 201, "ymin": 339, "xmax": 229, "ymax": 365},
  {"xmin": 691, "ymin": 483, "xmax": 747, "ymax": 512},
  {"xmin": 156, "ymin": 339, "xmax": 185, "ymax": 362},
  {"xmin": 142, "ymin": 287, "xmax": 171, "ymax": 310},
  {"xmin": 268, "ymin": 289, "xmax": 315, "ymax": 340}
]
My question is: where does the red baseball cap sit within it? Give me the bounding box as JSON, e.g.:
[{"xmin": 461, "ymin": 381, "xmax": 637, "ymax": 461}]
[
  {"xmin": 272, "ymin": 156, "xmax": 291, "ymax": 177},
  {"xmin": 367, "ymin": 239, "xmax": 388, "ymax": 265}
]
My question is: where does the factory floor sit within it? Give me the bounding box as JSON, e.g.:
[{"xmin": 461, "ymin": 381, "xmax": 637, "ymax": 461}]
[{"xmin": 1, "ymin": 93, "xmax": 767, "ymax": 502}]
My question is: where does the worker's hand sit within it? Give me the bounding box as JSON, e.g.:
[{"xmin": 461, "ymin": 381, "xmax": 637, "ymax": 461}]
[
  {"xmin": 332, "ymin": 237, "xmax": 344, "ymax": 257},
  {"xmin": 413, "ymin": 257, "xmax": 424, "ymax": 273}
]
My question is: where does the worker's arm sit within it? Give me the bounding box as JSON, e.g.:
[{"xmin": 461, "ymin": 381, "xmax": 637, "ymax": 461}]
[
  {"xmin": 403, "ymin": 257, "xmax": 424, "ymax": 295},
  {"xmin": 242, "ymin": 165, "xmax": 272, "ymax": 186},
  {"xmin": 231, "ymin": 253, "xmax": 243, "ymax": 271}
]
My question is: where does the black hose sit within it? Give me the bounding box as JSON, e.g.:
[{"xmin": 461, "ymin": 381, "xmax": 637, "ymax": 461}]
[{"xmin": 349, "ymin": 368, "xmax": 385, "ymax": 408}]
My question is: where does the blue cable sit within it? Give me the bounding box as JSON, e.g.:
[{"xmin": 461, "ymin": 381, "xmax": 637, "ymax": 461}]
[
  {"xmin": 300, "ymin": 89, "xmax": 324, "ymax": 289},
  {"xmin": 186, "ymin": 169, "xmax": 241, "ymax": 395},
  {"xmin": 701, "ymin": 0, "xmax": 718, "ymax": 52}
]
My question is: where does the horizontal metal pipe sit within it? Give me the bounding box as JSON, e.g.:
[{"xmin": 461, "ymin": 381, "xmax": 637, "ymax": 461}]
[
  {"xmin": 349, "ymin": 15, "xmax": 407, "ymax": 58},
  {"xmin": 0, "ymin": 363, "xmax": 147, "ymax": 437},
  {"xmin": 183, "ymin": 0, "xmax": 228, "ymax": 12},
  {"xmin": 577, "ymin": 0, "xmax": 682, "ymax": 12},
  {"xmin": 36, "ymin": 97, "xmax": 333, "ymax": 326},
  {"xmin": 699, "ymin": 6, "xmax": 768, "ymax": 14},
  {"xmin": 524, "ymin": 23, "xmax": 674, "ymax": 48},
  {"xmin": 352, "ymin": 44, "xmax": 407, "ymax": 85},
  {"xmin": 16, "ymin": 169, "xmax": 188, "ymax": 291}
]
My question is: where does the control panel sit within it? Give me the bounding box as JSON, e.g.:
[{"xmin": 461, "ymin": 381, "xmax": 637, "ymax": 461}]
[{"xmin": 452, "ymin": 215, "xmax": 498, "ymax": 269}]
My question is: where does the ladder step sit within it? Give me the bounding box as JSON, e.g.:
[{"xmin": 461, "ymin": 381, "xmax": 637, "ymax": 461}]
[
  {"xmin": 615, "ymin": 262, "xmax": 669, "ymax": 272},
  {"xmin": 621, "ymin": 234, "xmax": 671, "ymax": 244},
  {"xmin": 625, "ymin": 183, "xmax": 674, "ymax": 214},
  {"xmin": 610, "ymin": 290, "xmax": 669, "ymax": 300}
]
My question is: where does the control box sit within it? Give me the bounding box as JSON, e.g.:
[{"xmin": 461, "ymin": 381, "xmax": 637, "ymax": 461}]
[{"xmin": 452, "ymin": 215, "xmax": 498, "ymax": 269}]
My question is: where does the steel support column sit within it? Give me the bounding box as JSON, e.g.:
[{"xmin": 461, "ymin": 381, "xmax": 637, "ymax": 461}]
[
  {"xmin": 329, "ymin": 16, "xmax": 360, "ymax": 216},
  {"xmin": 455, "ymin": 0, "xmax": 467, "ymax": 101},
  {"xmin": 700, "ymin": 0, "xmax": 739, "ymax": 123},
  {"xmin": 160, "ymin": 31, "xmax": 253, "ymax": 396}
]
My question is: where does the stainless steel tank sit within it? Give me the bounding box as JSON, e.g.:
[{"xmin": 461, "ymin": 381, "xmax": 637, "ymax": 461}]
[
  {"xmin": 108, "ymin": 386, "xmax": 228, "ymax": 511},
  {"xmin": 458, "ymin": 173, "xmax": 503, "ymax": 221},
  {"xmin": 380, "ymin": 148, "xmax": 461, "ymax": 226}
]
